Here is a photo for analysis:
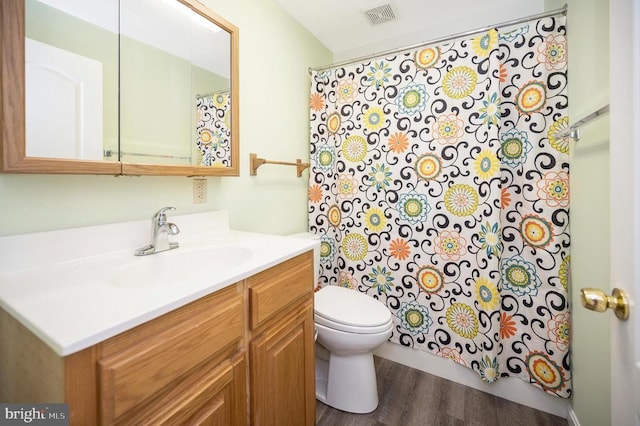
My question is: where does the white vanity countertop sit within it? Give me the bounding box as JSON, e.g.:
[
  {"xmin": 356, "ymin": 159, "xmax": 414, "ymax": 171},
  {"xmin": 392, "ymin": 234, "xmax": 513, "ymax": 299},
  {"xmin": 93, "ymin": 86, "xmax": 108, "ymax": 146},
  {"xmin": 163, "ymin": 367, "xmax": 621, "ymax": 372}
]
[{"xmin": 0, "ymin": 211, "xmax": 318, "ymax": 356}]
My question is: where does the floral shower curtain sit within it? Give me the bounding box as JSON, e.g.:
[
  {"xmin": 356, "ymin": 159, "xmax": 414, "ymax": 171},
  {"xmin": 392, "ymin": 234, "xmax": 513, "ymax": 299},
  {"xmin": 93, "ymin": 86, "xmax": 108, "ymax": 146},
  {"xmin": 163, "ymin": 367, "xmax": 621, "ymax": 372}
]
[
  {"xmin": 308, "ymin": 16, "xmax": 571, "ymax": 397},
  {"xmin": 195, "ymin": 91, "xmax": 231, "ymax": 166}
]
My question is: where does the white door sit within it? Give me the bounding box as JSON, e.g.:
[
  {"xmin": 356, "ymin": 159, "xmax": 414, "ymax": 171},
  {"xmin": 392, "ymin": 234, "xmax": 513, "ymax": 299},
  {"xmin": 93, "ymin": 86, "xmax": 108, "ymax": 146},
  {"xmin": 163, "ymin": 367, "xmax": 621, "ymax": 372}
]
[
  {"xmin": 25, "ymin": 38, "xmax": 103, "ymax": 160},
  {"xmin": 609, "ymin": 0, "xmax": 640, "ymax": 424}
]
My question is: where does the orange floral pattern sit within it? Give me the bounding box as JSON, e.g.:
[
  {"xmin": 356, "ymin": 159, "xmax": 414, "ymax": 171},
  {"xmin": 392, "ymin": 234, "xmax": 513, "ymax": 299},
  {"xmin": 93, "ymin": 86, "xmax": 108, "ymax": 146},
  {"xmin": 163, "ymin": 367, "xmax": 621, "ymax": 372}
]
[
  {"xmin": 388, "ymin": 131, "xmax": 410, "ymax": 153},
  {"xmin": 500, "ymin": 312, "xmax": 517, "ymax": 339},
  {"xmin": 308, "ymin": 184, "xmax": 323, "ymax": 203},
  {"xmin": 310, "ymin": 92, "xmax": 325, "ymax": 111},
  {"xmin": 389, "ymin": 238, "xmax": 411, "ymax": 260}
]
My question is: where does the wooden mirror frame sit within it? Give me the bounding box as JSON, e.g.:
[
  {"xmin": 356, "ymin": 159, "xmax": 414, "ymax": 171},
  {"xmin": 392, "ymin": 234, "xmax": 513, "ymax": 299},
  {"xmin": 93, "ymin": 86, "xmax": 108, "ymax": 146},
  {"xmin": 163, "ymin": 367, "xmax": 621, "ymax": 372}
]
[{"xmin": 0, "ymin": 0, "xmax": 239, "ymax": 176}]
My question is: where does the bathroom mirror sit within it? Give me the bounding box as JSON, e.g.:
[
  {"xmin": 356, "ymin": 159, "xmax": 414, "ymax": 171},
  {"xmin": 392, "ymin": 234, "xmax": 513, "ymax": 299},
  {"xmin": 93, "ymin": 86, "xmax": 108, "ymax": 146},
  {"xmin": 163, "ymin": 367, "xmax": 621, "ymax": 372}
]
[{"xmin": 0, "ymin": 0, "xmax": 239, "ymax": 176}]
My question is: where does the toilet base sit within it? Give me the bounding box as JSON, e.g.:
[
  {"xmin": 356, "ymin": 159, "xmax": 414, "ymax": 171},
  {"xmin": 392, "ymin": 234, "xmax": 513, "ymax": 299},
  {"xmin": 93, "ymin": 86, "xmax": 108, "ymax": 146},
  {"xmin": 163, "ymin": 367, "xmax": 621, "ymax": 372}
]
[
  {"xmin": 315, "ymin": 354, "xmax": 329, "ymax": 402},
  {"xmin": 315, "ymin": 345, "xmax": 380, "ymax": 414}
]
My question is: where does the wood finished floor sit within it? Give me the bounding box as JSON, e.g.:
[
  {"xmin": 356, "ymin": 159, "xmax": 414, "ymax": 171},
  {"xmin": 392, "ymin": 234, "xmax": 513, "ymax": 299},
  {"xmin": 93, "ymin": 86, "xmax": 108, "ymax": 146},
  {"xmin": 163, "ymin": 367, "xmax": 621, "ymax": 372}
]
[{"xmin": 315, "ymin": 356, "xmax": 568, "ymax": 426}]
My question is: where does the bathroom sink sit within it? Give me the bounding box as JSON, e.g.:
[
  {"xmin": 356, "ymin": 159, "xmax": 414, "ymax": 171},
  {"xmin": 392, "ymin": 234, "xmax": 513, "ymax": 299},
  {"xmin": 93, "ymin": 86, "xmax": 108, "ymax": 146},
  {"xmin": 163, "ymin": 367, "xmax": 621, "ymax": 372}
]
[{"xmin": 109, "ymin": 246, "xmax": 253, "ymax": 288}]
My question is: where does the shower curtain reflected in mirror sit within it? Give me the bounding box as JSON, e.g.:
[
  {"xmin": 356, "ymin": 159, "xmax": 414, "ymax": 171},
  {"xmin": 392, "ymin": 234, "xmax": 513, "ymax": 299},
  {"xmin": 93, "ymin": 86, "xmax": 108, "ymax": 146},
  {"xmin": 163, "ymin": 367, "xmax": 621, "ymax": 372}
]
[
  {"xmin": 196, "ymin": 91, "xmax": 231, "ymax": 166},
  {"xmin": 308, "ymin": 16, "xmax": 571, "ymax": 397}
]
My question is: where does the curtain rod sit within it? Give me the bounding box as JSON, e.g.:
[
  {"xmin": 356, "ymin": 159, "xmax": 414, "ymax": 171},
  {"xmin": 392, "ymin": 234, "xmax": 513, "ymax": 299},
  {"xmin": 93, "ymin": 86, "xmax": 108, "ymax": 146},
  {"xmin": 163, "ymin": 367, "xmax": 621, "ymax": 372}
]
[
  {"xmin": 309, "ymin": 3, "xmax": 568, "ymax": 73},
  {"xmin": 556, "ymin": 105, "xmax": 610, "ymax": 141},
  {"xmin": 196, "ymin": 90, "xmax": 229, "ymax": 98}
]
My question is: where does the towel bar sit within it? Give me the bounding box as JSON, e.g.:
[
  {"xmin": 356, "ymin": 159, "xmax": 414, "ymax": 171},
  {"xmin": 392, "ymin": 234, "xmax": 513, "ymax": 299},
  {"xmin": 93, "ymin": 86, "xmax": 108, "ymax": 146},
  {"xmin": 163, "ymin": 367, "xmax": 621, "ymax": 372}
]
[{"xmin": 250, "ymin": 153, "xmax": 310, "ymax": 177}]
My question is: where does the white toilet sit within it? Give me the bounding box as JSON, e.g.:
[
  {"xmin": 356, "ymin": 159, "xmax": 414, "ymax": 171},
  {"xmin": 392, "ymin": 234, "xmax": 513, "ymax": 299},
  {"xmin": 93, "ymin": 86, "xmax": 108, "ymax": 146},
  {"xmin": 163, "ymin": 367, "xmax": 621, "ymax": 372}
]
[
  {"xmin": 288, "ymin": 232, "xmax": 393, "ymax": 414},
  {"xmin": 314, "ymin": 285, "xmax": 393, "ymax": 414}
]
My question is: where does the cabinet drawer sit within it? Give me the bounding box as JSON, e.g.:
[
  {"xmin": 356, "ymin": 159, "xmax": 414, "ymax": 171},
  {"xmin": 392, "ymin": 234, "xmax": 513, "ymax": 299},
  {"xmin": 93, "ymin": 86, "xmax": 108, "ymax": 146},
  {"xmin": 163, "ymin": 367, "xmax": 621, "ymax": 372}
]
[
  {"xmin": 247, "ymin": 251, "xmax": 313, "ymax": 330},
  {"xmin": 124, "ymin": 351, "xmax": 247, "ymax": 426},
  {"xmin": 98, "ymin": 284, "xmax": 243, "ymax": 424}
]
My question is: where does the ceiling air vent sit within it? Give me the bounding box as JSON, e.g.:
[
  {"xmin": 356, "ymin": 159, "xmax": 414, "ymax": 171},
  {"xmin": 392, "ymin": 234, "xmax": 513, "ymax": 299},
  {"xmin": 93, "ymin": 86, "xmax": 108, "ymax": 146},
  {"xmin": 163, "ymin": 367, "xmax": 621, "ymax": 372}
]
[{"xmin": 363, "ymin": 4, "xmax": 396, "ymax": 26}]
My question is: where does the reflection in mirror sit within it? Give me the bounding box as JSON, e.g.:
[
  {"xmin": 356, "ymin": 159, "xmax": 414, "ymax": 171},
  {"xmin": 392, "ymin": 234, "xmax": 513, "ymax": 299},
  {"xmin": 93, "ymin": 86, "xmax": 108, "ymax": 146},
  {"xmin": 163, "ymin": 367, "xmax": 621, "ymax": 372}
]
[
  {"xmin": 1, "ymin": 0, "xmax": 239, "ymax": 175},
  {"xmin": 25, "ymin": 0, "xmax": 118, "ymax": 162},
  {"xmin": 120, "ymin": 0, "xmax": 232, "ymax": 168}
]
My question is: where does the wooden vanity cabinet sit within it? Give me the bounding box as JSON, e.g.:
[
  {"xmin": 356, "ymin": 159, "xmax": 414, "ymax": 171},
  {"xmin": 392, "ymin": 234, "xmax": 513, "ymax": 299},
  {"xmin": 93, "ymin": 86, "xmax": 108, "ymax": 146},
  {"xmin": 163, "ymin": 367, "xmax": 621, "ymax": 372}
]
[
  {"xmin": 95, "ymin": 283, "xmax": 246, "ymax": 425},
  {"xmin": 1, "ymin": 251, "xmax": 316, "ymax": 425},
  {"xmin": 1, "ymin": 283, "xmax": 247, "ymax": 426},
  {"xmin": 247, "ymin": 251, "xmax": 316, "ymax": 426}
]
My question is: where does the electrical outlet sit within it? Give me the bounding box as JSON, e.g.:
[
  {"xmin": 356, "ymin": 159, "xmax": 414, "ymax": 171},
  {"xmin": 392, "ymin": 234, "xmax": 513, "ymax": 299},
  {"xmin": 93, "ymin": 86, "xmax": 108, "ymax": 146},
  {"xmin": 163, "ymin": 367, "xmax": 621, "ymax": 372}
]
[{"xmin": 193, "ymin": 178, "xmax": 207, "ymax": 204}]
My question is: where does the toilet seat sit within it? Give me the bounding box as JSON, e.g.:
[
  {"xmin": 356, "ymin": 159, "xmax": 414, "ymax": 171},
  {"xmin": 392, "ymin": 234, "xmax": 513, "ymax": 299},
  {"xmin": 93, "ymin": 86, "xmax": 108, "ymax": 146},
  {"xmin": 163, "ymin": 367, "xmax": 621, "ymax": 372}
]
[
  {"xmin": 315, "ymin": 286, "xmax": 393, "ymax": 334},
  {"xmin": 315, "ymin": 315, "xmax": 393, "ymax": 334}
]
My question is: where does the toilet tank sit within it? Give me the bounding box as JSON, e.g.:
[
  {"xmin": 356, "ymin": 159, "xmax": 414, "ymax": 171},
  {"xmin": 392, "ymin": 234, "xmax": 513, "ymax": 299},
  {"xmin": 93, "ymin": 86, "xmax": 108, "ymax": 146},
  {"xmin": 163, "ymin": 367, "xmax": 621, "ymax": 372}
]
[{"xmin": 288, "ymin": 232, "xmax": 320, "ymax": 286}]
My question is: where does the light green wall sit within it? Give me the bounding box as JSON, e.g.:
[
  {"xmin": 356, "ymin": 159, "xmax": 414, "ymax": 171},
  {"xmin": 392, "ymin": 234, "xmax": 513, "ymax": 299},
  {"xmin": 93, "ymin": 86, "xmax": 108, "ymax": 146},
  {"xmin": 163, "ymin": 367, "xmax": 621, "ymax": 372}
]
[
  {"xmin": 0, "ymin": 0, "xmax": 332, "ymax": 236},
  {"xmin": 120, "ymin": 36, "xmax": 190, "ymax": 164},
  {"xmin": 194, "ymin": 0, "xmax": 333, "ymax": 234},
  {"xmin": 120, "ymin": 35, "xmax": 191, "ymax": 161},
  {"xmin": 545, "ymin": 1, "xmax": 611, "ymax": 425},
  {"xmin": 120, "ymin": 35, "xmax": 228, "ymax": 164}
]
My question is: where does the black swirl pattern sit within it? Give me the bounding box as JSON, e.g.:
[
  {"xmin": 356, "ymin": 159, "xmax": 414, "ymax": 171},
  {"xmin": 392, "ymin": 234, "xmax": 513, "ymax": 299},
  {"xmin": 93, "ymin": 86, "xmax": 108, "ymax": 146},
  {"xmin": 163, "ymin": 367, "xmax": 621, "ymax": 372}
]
[{"xmin": 195, "ymin": 92, "xmax": 231, "ymax": 166}]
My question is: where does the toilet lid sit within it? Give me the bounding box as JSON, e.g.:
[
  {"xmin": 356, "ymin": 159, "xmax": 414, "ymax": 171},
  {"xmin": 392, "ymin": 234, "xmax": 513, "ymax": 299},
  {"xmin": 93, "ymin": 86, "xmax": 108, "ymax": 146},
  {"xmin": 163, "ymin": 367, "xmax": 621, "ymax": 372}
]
[{"xmin": 314, "ymin": 286, "xmax": 392, "ymax": 328}]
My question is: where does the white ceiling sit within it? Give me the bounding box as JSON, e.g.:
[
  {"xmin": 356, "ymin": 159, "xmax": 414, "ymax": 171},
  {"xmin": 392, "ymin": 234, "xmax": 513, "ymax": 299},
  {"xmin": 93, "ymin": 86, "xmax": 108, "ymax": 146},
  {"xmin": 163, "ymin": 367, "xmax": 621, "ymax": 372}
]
[
  {"xmin": 36, "ymin": 0, "xmax": 229, "ymax": 77},
  {"xmin": 274, "ymin": 0, "xmax": 546, "ymax": 63}
]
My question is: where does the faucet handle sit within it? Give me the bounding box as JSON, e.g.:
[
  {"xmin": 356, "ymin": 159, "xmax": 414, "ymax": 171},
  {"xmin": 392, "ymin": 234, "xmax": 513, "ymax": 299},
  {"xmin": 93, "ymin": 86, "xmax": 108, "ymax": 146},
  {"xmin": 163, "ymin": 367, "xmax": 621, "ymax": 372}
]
[{"xmin": 153, "ymin": 207, "xmax": 176, "ymax": 224}]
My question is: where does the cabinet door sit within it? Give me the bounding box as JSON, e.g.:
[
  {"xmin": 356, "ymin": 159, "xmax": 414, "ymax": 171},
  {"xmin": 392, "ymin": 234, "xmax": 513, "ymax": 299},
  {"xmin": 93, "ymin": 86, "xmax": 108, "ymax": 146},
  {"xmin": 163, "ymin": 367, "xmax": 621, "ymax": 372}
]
[
  {"xmin": 97, "ymin": 285, "xmax": 245, "ymax": 425},
  {"xmin": 250, "ymin": 300, "xmax": 315, "ymax": 426},
  {"xmin": 123, "ymin": 351, "xmax": 247, "ymax": 426}
]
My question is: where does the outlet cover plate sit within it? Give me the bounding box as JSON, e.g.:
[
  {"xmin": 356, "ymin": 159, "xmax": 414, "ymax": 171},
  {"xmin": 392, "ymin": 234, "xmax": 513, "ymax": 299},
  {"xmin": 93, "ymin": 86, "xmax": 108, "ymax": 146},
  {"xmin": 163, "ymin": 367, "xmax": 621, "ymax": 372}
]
[{"xmin": 193, "ymin": 178, "xmax": 207, "ymax": 204}]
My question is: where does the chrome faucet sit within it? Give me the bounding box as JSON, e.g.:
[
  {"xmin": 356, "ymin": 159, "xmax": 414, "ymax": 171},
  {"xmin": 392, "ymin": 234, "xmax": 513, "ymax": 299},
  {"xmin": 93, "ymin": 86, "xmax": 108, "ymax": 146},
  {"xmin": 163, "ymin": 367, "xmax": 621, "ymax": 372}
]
[{"xmin": 135, "ymin": 207, "xmax": 180, "ymax": 256}]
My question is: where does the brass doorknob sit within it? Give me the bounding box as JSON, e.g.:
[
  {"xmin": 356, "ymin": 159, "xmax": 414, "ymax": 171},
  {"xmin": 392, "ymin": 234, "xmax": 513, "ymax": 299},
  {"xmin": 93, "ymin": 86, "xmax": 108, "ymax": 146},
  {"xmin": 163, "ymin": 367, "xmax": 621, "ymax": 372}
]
[{"xmin": 580, "ymin": 288, "xmax": 630, "ymax": 321}]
